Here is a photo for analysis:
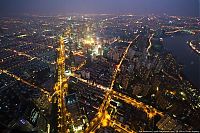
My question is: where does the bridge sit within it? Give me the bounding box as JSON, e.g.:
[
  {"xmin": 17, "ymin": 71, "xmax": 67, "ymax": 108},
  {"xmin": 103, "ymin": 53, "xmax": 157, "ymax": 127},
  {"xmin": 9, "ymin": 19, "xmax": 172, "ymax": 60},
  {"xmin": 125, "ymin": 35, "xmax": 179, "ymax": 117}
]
[{"xmin": 165, "ymin": 29, "xmax": 195, "ymax": 35}]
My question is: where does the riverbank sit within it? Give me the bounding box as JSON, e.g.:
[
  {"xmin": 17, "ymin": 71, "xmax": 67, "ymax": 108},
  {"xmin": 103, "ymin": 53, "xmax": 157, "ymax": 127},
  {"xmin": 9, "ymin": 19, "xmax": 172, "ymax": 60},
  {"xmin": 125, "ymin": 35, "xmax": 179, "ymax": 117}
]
[{"xmin": 163, "ymin": 34, "xmax": 200, "ymax": 89}]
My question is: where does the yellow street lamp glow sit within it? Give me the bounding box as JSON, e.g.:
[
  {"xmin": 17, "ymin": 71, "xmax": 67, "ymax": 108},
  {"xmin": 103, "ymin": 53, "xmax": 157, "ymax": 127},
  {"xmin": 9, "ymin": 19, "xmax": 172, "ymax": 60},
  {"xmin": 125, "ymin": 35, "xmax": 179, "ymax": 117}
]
[{"xmin": 84, "ymin": 37, "xmax": 95, "ymax": 45}]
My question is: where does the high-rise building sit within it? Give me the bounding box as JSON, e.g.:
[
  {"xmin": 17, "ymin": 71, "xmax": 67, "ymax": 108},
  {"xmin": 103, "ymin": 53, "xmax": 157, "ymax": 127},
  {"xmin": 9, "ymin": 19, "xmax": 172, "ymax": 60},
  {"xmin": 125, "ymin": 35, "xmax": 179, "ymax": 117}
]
[
  {"xmin": 8, "ymin": 100, "xmax": 48, "ymax": 132},
  {"xmin": 156, "ymin": 115, "xmax": 182, "ymax": 131},
  {"xmin": 69, "ymin": 51, "xmax": 75, "ymax": 66},
  {"xmin": 65, "ymin": 93, "xmax": 83, "ymax": 131}
]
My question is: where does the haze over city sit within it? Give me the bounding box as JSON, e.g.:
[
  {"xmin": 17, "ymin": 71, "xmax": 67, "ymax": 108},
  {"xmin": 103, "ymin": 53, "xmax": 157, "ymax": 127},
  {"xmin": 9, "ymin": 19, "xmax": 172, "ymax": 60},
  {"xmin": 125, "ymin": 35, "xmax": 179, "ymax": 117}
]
[{"xmin": 0, "ymin": 0, "xmax": 199, "ymax": 16}]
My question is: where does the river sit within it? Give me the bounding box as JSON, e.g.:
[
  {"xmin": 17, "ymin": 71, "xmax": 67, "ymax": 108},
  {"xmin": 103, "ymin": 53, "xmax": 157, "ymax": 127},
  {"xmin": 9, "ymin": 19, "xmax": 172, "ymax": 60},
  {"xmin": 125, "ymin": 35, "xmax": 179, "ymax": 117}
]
[{"xmin": 163, "ymin": 34, "xmax": 200, "ymax": 89}]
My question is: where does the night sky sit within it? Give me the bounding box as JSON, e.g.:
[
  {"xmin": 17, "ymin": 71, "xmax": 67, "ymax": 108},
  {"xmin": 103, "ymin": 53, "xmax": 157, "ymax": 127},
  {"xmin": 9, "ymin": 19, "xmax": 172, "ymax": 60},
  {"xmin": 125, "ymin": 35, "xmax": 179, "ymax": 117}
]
[{"xmin": 0, "ymin": 0, "xmax": 199, "ymax": 16}]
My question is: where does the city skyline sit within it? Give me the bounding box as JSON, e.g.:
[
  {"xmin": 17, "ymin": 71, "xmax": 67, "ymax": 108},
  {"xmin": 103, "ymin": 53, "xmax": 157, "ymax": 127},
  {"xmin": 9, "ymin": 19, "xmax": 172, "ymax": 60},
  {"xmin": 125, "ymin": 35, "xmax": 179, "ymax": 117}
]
[{"xmin": 0, "ymin": 1, "xmax": 200, "ymax": 133}]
